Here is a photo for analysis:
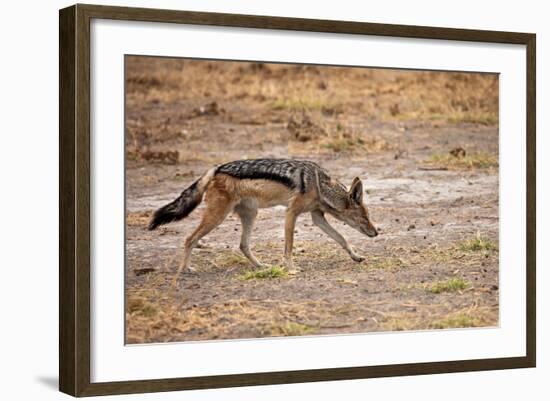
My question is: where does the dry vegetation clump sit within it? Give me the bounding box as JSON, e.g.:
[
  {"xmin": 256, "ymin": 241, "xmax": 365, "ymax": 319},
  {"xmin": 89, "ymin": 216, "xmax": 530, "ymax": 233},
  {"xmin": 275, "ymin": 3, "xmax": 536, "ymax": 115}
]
[
  {"xmin": 286, "ymin": 113, "xmax": 327, "ymax": 142},
  {"xmin": 429, "ymin": 277, "xmax": 470, "ymax": 294},
  {"xmin": 125, "ymin": 297, "xmax": 332, "ymax": 343},
  {"xmin": 211, "ymin": 252, "xmax": 250, "ymax": 269},
  {"xmin": 458, "ymin": 232, "xmax": 497, "ymax": 252},
  {"xmin": 130, "ymin": 149, "xmax": 180, "ymax": 165},
  {"xmin": 263, "ymin": 321, "xmax": 317, "ymax": 337},
  {"xmin": 271, "ymin": 95, "xmax": 344, "ymax": 114},
  {"xmin": 126, "ymin": 210, "xmax": 153, "ymax": 227},
  {"xmin": 319, "ymin": 130, "xmax": 393, "ymax": 154},
  {"xmin": 381, "ymin": 71, "xmax": 499, "ymax": 125},
  {"xmin": 125, "ymin": 58, "xmax": 498, "ymax": 125},
  {"xmin": 286, "ymin": 114, "xmax": 395, "ymax": 155},
  {"xmin": 423, "ymin": 145, "xmax": 498, "ymax": 170},
  {"xmin": 381, "ymin": 306, "xmax": 497, "ymax": 331},
  {"xmin": 125, "ymin": 124, "xmax": 182, "ymax": 165}
]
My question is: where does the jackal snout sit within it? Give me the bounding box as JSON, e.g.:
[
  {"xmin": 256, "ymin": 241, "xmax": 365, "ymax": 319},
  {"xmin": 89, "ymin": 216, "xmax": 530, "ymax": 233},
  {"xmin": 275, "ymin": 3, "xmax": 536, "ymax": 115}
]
[
  {"xmin": 364, "ymin": 221, "xmax": 379, "ymax": 237},
  {"xmin": 345, "ymin": 202, "xmax": 378, "ymax": 238}
]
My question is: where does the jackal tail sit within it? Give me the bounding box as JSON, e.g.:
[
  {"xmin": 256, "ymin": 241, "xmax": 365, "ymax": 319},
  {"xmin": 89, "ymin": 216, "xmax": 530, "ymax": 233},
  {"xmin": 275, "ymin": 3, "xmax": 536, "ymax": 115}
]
[{"xmin": 148, "ymin": 168, "xmax": 215, "ymax": 230}]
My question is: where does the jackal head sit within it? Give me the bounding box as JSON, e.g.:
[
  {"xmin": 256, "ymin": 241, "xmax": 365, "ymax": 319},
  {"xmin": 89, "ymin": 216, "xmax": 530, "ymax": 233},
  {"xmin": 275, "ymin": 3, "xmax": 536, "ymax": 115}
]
[{"xmin": 319, "ymin": 176, "xmax": 378, "ymax": 238}]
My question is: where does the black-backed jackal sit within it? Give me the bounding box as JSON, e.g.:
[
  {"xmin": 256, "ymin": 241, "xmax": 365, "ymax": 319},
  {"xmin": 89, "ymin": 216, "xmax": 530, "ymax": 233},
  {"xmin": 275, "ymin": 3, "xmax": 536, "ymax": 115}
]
[{"xmin": 149, "ymin": 159, "xmax": 378, "ymax": 281}]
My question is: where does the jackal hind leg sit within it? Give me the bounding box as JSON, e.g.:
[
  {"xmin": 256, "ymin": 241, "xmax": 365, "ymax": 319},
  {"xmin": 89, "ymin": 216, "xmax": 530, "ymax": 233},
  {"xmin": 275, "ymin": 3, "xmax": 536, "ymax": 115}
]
[
  {"xmin": 234, "ymin": 201, "xmax": 266, "ymax": 268},
  {"xmin": 173, "ymin": 191, "xmax": 232, "ymax": 284},
  {"xmin": 311, "ymin": 210, "xmax": 365, "ymax": 262}
]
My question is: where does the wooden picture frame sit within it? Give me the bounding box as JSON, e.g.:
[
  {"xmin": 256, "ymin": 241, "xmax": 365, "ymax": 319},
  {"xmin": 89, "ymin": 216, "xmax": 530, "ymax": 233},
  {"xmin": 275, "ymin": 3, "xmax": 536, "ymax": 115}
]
[{"xmin": 59, "ymin": 3, "xmax": 536, "ymax": 397}]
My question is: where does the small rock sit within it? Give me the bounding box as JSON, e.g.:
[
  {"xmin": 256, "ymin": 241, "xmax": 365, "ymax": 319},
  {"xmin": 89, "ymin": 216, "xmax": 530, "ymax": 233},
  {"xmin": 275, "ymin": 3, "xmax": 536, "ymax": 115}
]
[
  {"xmin": 133, "ymin": 268, "xmax": 156, "ymax": 276},
  {"xmin": 450, "ymin": 147, "xmax": 466, "ymax": 158},
  {"xmin": 407, "ymin": 224, "xmax": 416, "ymax": 231}
]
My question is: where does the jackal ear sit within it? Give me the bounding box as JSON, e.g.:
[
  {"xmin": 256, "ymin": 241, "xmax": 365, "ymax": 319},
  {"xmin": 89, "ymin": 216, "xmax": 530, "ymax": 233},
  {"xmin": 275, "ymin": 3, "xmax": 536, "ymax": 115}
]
[{"xmin": 349, "ymin": 177, "xmax": 363, "ymax": 204}]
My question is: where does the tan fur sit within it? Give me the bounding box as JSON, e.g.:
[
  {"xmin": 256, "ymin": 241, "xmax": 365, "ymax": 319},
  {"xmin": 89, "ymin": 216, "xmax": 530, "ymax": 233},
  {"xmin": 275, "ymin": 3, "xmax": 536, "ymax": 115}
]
[{"xmin": 218, "ymin": 175, "xmax": 293, "ymax": 208}]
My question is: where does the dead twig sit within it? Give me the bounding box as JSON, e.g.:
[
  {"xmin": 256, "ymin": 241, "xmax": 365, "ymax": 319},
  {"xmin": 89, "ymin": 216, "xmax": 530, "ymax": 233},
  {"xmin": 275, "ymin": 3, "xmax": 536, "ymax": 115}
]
[{"xmin": 418, "ymin": 166, "xmax": 449, "ymax": 171}]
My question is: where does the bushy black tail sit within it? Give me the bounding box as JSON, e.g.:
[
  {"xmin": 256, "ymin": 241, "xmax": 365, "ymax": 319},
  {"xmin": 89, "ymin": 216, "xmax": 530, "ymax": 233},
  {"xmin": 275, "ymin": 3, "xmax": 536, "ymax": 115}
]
[{"xmin": 148, "ymin": 180, "xmax": 202, "ymax": 230}]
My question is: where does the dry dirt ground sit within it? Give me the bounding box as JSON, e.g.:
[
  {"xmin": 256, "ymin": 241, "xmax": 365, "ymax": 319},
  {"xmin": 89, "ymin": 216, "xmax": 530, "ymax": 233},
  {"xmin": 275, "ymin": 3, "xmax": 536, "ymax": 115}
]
[{"xmin": 125, "ymin": 57, "xmax": 499, "ymax": 344}]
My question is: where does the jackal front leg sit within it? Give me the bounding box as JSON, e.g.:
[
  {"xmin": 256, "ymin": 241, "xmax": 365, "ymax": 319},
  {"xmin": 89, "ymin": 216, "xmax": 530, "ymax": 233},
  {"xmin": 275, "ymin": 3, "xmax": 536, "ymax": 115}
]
[
  {"xmin": 284, "ymin": 209, "xmax": 300, "ymax": 273},
  {"xmin": 311, "ymin": 210, "xmax": 365, "ymax": 262}
]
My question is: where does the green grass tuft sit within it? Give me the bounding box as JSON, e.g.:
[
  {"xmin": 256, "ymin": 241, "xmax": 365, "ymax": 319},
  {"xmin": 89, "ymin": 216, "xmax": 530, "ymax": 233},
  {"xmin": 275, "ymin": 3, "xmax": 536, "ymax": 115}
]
[
  {"xmin": 429, "ymin": 277, "xmax": 469, "ymax": 294},
  {"xmin": 240, "ymin": 265, "xmax": 288, "ymax": 280}
]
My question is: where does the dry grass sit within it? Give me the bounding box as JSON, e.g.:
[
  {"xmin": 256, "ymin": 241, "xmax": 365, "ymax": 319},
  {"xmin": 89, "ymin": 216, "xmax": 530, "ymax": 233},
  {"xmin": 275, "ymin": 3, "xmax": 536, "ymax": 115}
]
[
  {"xmin": 263, "ymin": 321, "xmax": 318, "ymax": 336},
  {"xmin": 127, "ymin": 296, "xmax": 158, "ymax": 318},
  {"xmin": 320, "ymin": 133, "xmax": 394, "ymax": 154},
  {"xmin": 270, "ymin": 95, "xmax": 343, "ymax": 114},
  {"xmin": 126, "ymin": 298, "xmax": 332, "ymax": 343},
  {"xmin": 213, "ymin": 252, "xmax": 251, "ymax": 269},
  {"xmin": 429, "ymin": 313, "xmax": 490, "ymax": 329},
  {"xmin": 125, "ymin": 57, "xmax": 498, "ymax": 164},
  {"xmin": 285, "ymin": 113, "xmax": 396, "ymax": 155},
  {"xmin": 363, "ymin": 256, "xmax": 405, "ymax": 270},
  {"xmin": 125, "ymin": 293, "xmax": 497, "ymax": 343},
  {"xmin": 424, "ymin": 152, "xmax": 498, "ymax": 169},
  {"xmin": 447, "ymin": 112, "xmax": 499, "ymax": 126},
  {"xmin": 126, "ymin": 211, "xmax": 153, "ymax": 227},
  {"xmin": 458, "ymin": 232, "xmax": 497, "ymax": 252},
  {"xmin": 124, "ymin": 237, "xmax": 498, "ymax": 343},
  {"xmin": 382, "ymin": 306, "xmax": 497, "ymax": 331},
  {"xmin": 126, "ymin": 58, "xmax": 498, "ymax": 125},
  {"xmin": 429, "ymin": 277, "xmax": 470, "ymax": 294}
]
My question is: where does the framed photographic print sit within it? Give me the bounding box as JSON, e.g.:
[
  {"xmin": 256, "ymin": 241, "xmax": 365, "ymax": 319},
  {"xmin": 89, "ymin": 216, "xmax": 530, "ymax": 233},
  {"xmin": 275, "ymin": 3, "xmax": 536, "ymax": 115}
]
[{"xmin": 59, "ymin": 4, "xmax": 536, "ymax": 397}]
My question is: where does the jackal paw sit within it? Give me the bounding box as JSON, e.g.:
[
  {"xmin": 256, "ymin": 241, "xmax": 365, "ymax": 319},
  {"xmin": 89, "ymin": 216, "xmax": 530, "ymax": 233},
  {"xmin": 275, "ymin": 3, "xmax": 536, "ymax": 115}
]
[
  {"xmin": 253, "ymin": 262, "xmax": 270, "ymax": 269},
  {"xmin": 287, "ymin": 266, "xmax": 302, "ymax": 274},
  {"xmin": 351, "ymin": 254, "xmax": 366, "ymax": 263},
  {"xmin": 185, "ymin": 265, "xmax": 199, "ymax": 274}
]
